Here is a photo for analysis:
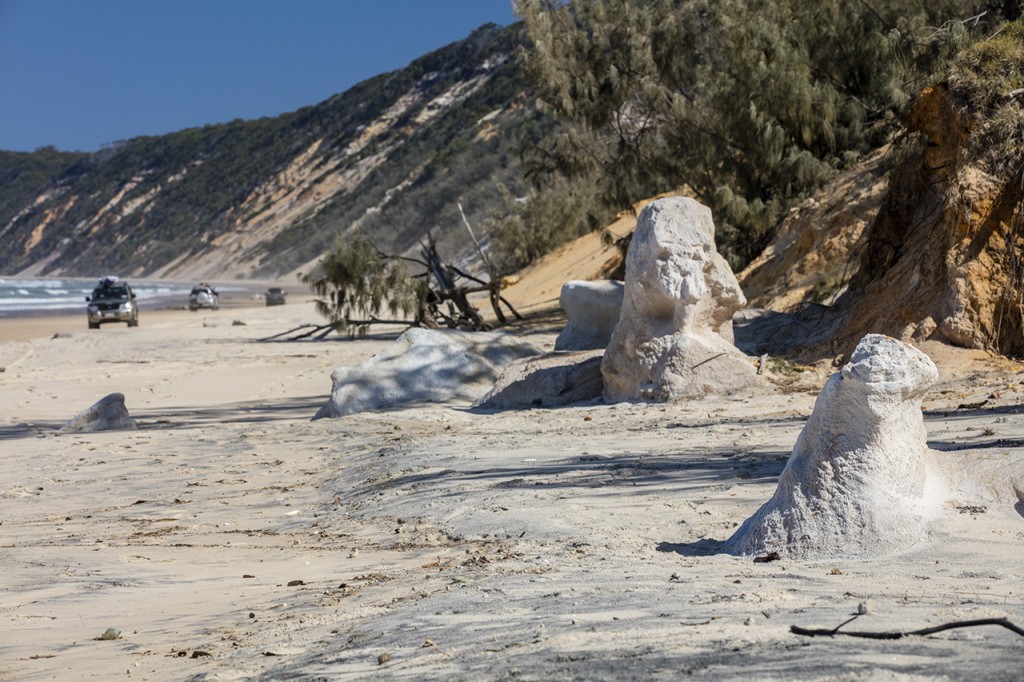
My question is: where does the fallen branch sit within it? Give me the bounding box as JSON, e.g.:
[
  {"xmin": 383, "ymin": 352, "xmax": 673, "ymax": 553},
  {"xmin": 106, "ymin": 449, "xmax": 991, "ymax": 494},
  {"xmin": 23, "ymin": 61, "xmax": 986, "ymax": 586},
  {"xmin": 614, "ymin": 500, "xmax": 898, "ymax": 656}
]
[
  {"xmin": 449, "ymin": 264, "xmax": 523, "ymax": 321},
  {"xmin": 456, "ymin": 202, "xmax": 523, "ymax": 324},
  {"xmin": 791, "ymin": 616, "xmax": 1024, "ymax": 640},
  {"xmin": 259, "ymin": 317, "xmax": 419, "ymax": 342},
  {"xmin": 258, "ymin": 324, "xmax": 320, "ymax": 342}
]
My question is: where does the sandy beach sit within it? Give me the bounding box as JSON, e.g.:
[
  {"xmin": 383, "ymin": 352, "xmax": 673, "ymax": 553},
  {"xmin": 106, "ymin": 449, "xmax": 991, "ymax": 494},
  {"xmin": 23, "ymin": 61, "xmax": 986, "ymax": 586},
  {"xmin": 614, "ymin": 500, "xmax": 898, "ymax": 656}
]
[{"xmin": 2, "ymin": 296, "xmax": 1023, "ymax": 680}]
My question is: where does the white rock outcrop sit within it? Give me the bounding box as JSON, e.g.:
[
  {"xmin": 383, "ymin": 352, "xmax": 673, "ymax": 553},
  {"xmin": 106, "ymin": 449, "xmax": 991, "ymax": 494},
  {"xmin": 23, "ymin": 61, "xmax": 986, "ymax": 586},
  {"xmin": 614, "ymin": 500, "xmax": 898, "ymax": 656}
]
[
  {"xmin": 601, "ymin": 197, "xmax": 758, "ymax": 401},
  {"xmin": 313, "ymin": 328, "xmax": 542, "ymax": 419},
  {"xmin": 477, "ymin": 350, "xmax": 604, "ymax": 409},
  {"xmin": 554, "ymin": 280, "xmax": 624, "ymax": 351},
  {"xmin": 61, "ymin": 393, "xmax": 138, "ymax": 432},
  {"xmin": 725, "ymin": 335, "xmax": 942, "ymax": 559}
]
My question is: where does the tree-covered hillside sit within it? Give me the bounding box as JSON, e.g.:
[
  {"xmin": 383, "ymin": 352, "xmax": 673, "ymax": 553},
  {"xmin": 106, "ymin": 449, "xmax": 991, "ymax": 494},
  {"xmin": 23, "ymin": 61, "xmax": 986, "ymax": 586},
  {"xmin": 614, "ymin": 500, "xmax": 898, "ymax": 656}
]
[
  {"xmin": 508, "ymin": 0, "xmax": 1017, "ymax": 271},
  {"xmin": 0, "ymin": 23, "xmax": 544, "ymax": 279}
]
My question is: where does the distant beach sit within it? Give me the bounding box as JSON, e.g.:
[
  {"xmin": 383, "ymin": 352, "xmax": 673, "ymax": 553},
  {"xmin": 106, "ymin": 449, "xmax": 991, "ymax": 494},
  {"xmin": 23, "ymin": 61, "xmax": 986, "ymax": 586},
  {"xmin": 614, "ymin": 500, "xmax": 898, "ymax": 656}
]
[{"xmin": 0, "ymin": 276, "xmax": 294, "ymax": 318}]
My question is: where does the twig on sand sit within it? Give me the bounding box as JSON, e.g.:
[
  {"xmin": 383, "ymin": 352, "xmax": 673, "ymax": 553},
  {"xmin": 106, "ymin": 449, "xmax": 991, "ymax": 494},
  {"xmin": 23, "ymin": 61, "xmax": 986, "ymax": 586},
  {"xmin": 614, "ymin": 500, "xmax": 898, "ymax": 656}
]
[
  {"xmin": 689, "ymin": 352, "xmax": 729, "ymax": 371},
  {"xmin": 791, "ymin": 616, "xmax": 1024, "ymax": 640}
]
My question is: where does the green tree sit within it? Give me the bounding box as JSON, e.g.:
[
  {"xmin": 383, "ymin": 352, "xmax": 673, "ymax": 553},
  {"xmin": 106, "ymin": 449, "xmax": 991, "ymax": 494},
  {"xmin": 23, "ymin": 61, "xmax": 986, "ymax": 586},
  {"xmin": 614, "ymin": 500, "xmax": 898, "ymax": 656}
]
[
  {"xmin": 512, "ymin": 0, "xmax": 1002, "ymax": 268},
  {"xmin": 302, "ymin": 234, "xmax": 427, "ymax": 334}
]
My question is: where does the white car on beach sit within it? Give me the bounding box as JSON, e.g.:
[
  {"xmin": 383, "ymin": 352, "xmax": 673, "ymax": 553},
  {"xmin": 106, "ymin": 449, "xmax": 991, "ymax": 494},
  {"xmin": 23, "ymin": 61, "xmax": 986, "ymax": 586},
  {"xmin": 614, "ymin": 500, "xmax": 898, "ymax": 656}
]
[{"xmin": 189, "ymin": 283, "xmax": 219, "ymax": 311}]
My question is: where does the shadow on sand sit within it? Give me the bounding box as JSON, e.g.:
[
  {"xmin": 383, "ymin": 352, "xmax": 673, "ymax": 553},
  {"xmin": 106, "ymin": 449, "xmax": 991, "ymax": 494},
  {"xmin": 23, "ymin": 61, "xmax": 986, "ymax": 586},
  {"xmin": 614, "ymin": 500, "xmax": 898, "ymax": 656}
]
[{"xmin": 0, "ymin": 394, "xmax": 326, "ymax": 440}]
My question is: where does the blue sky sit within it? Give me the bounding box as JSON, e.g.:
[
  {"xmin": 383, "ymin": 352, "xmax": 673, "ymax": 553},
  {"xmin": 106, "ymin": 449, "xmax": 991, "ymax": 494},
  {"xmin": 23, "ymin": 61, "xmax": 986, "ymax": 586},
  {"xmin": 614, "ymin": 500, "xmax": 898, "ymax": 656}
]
[{"xmin": 0, "ymin": 0, "xmax": 518, "ymax": 153}]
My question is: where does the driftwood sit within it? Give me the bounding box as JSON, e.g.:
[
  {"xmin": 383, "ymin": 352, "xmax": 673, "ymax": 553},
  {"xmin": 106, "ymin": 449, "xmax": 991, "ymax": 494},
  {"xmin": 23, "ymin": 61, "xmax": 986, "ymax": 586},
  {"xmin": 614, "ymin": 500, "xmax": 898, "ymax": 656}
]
[
  {"xmin": 458, "ymin": 202, "xmax": 522, "ymax": 326},
  {"xmin": 260, "ymin": 324, "xmax": 320, "ymax": 342},
  {"xmin": 259, "ymin": 318, "xmax": 418, "ymax": 343},
  {"xmin": 791, "ymin": 615, "xmax": 1024, "ymax": 640},
  {"xmin": 411, "ymin": 229, "xmax": 520, "ymax": 331}
]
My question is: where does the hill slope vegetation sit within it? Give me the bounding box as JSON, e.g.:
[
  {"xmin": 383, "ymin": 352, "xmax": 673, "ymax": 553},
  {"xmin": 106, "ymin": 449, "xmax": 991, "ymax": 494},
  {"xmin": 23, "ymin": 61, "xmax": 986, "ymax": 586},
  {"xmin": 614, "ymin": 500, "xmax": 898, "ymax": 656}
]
[{"xmin": 0, "ymin": 24, "xmax": 540, "ymax": 280}]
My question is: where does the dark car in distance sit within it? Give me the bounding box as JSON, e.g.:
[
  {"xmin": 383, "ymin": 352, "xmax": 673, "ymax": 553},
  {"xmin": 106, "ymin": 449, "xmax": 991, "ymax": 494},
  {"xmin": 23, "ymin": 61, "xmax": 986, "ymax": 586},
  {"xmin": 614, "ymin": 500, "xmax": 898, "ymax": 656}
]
[
  {"xmin": 86, "ymin": 276, "xmax": 139, "ymax": 329},
  {"xmin": 265, "ymin": 287, "xmax": 287, "ymax": 306}
]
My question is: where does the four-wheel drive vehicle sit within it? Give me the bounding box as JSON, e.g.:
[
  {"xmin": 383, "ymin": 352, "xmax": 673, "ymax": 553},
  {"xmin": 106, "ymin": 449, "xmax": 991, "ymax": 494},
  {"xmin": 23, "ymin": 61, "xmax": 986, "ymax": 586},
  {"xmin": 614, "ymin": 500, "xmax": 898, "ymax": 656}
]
[
  {"xmin": 265, "ymin": 287, "xmax": 287, "ymax": 306},
  {"xmin": 189, "ymin": 284, "xmax": 219, "ymax": 311},
  {"xmin": 86, "ymin": 277, "xmax": 139, "ymax": 329}
]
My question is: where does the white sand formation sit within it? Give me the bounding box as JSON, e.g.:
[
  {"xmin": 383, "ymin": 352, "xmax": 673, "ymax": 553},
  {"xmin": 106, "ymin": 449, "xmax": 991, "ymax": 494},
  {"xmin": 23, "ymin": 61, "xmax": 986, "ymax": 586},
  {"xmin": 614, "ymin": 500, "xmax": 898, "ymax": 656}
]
[
  {"xmin": 61, "ymin": 392, "xmax": 138, "ymax": 432},
  {"xmin": 554, "ymin": 280, "xmax": 624, "ymax": 351},
  {"xmin": 726, "ymin": 334, "xmax": 944, "ymax": 559},
  {"xmin": 313, "ymin": 328, "xmax": 541, "ymax": 418},
  {"xmin": 602, "ymin": 197, "xmax": 760, "ymax": 401}
]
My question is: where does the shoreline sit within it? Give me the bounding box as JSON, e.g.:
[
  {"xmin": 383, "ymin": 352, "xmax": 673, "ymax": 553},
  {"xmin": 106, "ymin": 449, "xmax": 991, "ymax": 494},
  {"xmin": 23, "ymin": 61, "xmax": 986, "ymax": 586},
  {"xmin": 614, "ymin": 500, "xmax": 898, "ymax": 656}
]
[
  {"xmin": 0, "ymin": 276, "xmax": 305, "ymax": 326},
  {"xmin": 0, "ymin": 291, "xmax": 315, "ymax": 343}
]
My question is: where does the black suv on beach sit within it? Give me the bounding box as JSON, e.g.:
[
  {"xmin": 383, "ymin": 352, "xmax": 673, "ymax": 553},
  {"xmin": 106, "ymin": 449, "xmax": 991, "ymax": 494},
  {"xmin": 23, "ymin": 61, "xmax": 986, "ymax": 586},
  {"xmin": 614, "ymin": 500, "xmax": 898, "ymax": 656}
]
[
  {"xmin": 265, "ymin": 287, "xmax": 287, "ymax": 306},
  {"xmin": 86, "ymin": 277, "xmax": 139, "ymax": 329}
]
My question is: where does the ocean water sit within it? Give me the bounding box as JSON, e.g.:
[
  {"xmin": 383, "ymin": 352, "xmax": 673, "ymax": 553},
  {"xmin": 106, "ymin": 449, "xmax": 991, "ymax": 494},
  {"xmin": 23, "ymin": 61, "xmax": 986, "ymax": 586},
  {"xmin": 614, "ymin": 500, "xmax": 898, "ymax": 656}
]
[{"xmin": 0, "ymin": 277, "xmax": 219, "ymax": 317}]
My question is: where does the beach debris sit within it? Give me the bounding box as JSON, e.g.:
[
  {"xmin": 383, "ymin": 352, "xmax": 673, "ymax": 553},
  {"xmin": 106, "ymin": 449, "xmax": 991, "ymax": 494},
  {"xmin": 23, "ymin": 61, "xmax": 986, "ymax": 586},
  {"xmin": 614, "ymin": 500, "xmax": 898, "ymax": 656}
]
[
  {"xmin": 313, "ymin": 328, "xmax": 541, "ymax": 418},
  {"xmin": 60, "ymin": 393, "xmax": 138, "ymax": 433},
  {"xmin": 287, "ymin": 579, "xmax": 304, "ymax": 586},
  {"xmin": 97, "ymin": 628, "xmax": 121, "ymax": 641},
  {"xmin": 790, "ymin": 616, "xmax": 1024, "ymax": 640},
  {"xmin": 377, "ymin": 652, "xmax": 391, "ymax": 665},
  {"xmin": 726, "ymin": 334, "xmax": 941, "ymax": 559},
  {"xmin": 476, "ymin": 350, "xmax": 604, "ymax": 409},
  {"xmin": 752, "ymin": 551, "xmax": 781, "ymax": 563},
  {"xmin": 602, "ymin": 197, "xmax": 763, "ymax": 401},
  {"xmin": 554, "ymin": 280, "xmax": 624, "ymax": 351}
]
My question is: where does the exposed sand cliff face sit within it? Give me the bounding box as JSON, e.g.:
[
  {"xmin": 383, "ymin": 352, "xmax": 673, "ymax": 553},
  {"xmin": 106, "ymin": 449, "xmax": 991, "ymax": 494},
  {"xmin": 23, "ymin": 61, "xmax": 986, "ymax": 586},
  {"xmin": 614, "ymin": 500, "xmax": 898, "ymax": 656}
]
[
  {"xmin": 832, "ymin": 85, "xmax": 1024, "ymax": 357},
  {"xmin": 737, "ymin": 149, "xmax": 890, "ymax": 311},
  {"xmin": 735, "ymin": 84, "xmax": 1024, "ymax": 361},
  {"xmin": 117, "ymin": 69, "xmax": 502, "ymax": 281}
]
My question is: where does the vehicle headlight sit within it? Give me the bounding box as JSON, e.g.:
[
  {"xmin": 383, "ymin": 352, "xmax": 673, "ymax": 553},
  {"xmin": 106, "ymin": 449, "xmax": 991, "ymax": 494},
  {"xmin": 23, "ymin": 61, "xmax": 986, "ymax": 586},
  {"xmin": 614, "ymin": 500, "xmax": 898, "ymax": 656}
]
[
  {"xmin": 88, "ymin": 305, "xmax": 99, "ymax": 313},
  {"xmin": 120, "ymin": 302, "xmax": 133, "ymax": 312}
]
